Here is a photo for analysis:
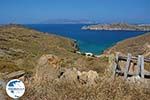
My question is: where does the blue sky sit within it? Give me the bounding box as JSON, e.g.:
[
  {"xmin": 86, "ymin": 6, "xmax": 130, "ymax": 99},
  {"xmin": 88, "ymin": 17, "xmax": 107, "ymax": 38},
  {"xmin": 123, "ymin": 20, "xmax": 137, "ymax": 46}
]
[{"xmin": 0, "ymin": 0, "xmax": 149, "ymax": 24}]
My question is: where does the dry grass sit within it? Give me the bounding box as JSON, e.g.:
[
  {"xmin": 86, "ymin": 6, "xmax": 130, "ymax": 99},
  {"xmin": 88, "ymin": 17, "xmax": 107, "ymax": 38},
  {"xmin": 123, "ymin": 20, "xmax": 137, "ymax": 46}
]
[
  {"xmin": 104, "ymin": 32, "xmax": 150, "ymax": 57},
  {"xmin": 21, "ymin": 62, "xmax": 150, "ymax": 100},
  {"xmin": 21, "ymin": 76, "xmax": 150, "ymax": 100},
  {"xmin": 0, "ymin": 25, "xmax": 77, "ymax": 73}
]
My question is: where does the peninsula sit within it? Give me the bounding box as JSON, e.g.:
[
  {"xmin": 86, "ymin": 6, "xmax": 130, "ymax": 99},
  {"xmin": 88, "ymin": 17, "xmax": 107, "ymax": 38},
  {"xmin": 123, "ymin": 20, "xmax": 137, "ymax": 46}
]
[{"xmin": 82, "ymin": 23, "xmax": 150, "ymax": 31}]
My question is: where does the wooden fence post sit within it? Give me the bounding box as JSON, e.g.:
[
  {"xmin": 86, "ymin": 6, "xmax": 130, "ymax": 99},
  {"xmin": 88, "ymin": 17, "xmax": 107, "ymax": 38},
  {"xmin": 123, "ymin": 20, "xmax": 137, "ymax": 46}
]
[
  {"xmin": 137, "ymin": 55, "xmax": 141, "ymax": 76},
  {"xmin": 113, "ymin": 53, "xmax": 119, "ymax": 78},
  {"xmin": 141, "ymin": 55, "xmax": 145, "ymax": 78},
  {"xmin": 124, "ymin": 53, "xmax": 131, "ymax": 79}
]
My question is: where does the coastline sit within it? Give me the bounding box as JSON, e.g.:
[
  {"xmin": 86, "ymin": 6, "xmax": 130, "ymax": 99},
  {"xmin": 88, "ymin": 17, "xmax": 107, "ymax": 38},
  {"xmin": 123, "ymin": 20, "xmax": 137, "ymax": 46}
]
[
  {"xmin": 24, "ymin": 24, "xmax": 147, "ymax": 55},
  {"xmin": 82, "ymin": 23, "xmax": 150, "ymax": 31}
]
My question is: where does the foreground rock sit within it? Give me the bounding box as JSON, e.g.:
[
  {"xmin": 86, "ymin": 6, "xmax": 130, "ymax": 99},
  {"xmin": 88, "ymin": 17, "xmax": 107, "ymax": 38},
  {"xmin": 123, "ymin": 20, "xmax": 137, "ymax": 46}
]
[
  {"xmin": 36, "ymin": 54, "xmax": 99, "ymax": 86},
  {"xmin": 35, "ymin": 54, "xmax": 61, "ymax": 81},
  {"xmin": 58, "ymin": 67, "xmax": 99, "ymax": 86},
  {"xmin": 78, "ymin": 70, "xmax": 99, "ymax": 85}
]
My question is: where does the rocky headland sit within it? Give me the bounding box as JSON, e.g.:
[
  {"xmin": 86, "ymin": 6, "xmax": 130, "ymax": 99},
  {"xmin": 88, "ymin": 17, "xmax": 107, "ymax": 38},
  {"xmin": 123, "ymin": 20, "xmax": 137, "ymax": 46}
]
[{"xmin": 82, "ymin": 23, "xmax": 150, "ymax": 31}]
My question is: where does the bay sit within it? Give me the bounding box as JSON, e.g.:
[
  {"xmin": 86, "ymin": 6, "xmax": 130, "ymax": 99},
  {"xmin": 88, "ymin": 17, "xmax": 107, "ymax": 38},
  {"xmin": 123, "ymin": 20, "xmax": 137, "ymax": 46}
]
[{"xmin": 25, "ymin": 24, "xmax": 145, "ymax": 54}]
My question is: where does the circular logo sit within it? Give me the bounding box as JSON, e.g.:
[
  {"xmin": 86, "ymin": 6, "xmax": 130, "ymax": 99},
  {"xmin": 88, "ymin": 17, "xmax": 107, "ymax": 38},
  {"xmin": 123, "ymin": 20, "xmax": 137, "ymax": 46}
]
[{"xmin": 6, "ymin": 79, "xmax": 25, "ymax": 99}]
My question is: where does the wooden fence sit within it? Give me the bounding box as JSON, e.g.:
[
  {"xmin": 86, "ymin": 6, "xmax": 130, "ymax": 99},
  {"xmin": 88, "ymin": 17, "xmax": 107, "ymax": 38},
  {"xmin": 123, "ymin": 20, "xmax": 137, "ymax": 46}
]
[{"xmin": 113, "ymin": 53, "xmax": 150, "ymax": 79}]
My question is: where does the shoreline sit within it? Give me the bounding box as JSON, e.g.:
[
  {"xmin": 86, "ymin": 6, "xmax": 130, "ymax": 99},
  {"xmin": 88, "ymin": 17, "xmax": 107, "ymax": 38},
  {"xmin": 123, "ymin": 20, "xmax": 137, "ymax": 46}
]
[
  {"xmin": 82, "ymin": 23, "xmax": 150, "ymax": 31},
  {"xmin": 1, "ymin": 24, "xmax": 147, "ymax": 57}
]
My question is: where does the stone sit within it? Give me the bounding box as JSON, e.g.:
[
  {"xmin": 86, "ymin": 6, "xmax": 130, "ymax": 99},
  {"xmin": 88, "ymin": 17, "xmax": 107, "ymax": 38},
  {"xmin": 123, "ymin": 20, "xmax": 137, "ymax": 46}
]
[
  {"xmin": 4, "ymin": 70, "xmax": 25, "ymax": 79},
  {"xmin": 79, "ymin": 70, "xmax": 99, "ymax": 86},
  {"xmin": 59, "ymin": 68, "xmax": 78, "ymax": 82},
  {"xmin": 37, "ymin": 54, "xmax": 61, "ymax": 69},
  {"xmin": 58, "ymin": 67, "xmax": 99, "ymax": 86},
  {"xmin": 36, "ymin": 54, "xmax": 99, "ymax": 86},
  {"xmin": 36, "ymin": 54, "xmax": 61, "ymax": 81}
]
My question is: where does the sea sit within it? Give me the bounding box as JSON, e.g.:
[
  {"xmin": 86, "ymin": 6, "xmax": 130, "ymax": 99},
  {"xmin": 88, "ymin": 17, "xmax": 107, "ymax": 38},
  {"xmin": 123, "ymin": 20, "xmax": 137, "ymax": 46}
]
[{"xmin": 25, "ymin": 24, "xmax": 146, "ymax": 55}]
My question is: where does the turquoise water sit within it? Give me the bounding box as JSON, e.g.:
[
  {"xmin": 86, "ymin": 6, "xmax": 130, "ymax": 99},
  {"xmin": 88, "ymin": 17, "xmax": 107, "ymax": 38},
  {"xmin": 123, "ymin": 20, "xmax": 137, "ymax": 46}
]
[{"xmin": 25, "ymin": 24, "xmax": 146, "ymax": 54}]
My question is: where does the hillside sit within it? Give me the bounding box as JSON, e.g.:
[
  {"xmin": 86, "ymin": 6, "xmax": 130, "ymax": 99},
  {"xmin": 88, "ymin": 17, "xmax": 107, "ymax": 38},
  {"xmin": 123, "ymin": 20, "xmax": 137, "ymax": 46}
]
[
  {"xmin": 0, "ymin": 24, "xmax": 108, "ymax": 74},
  {"xmin": 82, "ymin": 23, "xmax": 150, "ymax": 31},
  {"xmin": 104, "ymin": 32, "xmax": 150, "ymax": 57}
]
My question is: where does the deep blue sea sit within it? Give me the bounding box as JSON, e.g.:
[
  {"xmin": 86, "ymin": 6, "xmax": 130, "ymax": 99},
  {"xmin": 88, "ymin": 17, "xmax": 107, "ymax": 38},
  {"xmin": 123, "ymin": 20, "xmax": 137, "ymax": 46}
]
[{"xmin": 25, "ymin": 24, "xmax": 145, "ymax": 54}]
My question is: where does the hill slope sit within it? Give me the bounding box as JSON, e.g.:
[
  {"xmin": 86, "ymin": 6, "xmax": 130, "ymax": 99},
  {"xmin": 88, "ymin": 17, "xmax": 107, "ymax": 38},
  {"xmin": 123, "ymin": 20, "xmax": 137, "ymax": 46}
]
[
  {"xmin": 104, "ymin": 32, "xmax": 150, "ymax": 57},
  {"xmin": 0, "ymin": 25, "xmax": 108, "ymax": 74}
]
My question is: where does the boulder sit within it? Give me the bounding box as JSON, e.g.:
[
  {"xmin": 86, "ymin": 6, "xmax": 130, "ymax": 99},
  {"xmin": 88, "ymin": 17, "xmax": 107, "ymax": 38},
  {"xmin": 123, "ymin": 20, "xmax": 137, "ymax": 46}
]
[
  {"xmin": 37, "ymin": 54, "xmax": 61, "ymax": 69},
  {"xmin": 36, "ymin": 54, "xmax": 99, "ymax": 86},
  {"xmin": 79, "ymin": 70, "xmax": 99, "ymax": 86},
  {"xmin": 36, "ymin": 54, "xmax": 61, "ymax": 81},
  {"xmin": 59, "ymin": 68, "xmax": 79, "ymax": 82},
  {"xmin": 58, "ymin": 67, "xmax": 99, "ymax": 86}
]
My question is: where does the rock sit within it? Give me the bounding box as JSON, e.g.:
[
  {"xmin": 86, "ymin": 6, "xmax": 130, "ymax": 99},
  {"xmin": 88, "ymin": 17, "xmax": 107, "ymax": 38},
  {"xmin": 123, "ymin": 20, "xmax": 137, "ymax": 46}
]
[
  {"xmin": 58, "ymin": 67, "xmax": 99, "ymax": 86},
  {"xmin": 144, "ymin": 43, "xmax": 150, "ymax": 57},
  {"xmin": 79, "ymin": 70, "xmax": 99, "ymax": 86},
  {"xmin": 0, "ymin": 80, "xmax": 6, "ymax": 89},
  {"xmin": 0, "ymin": 91, "xmax": 6, "ymax": 100},
  {"xmin": 36, "ymin": 54, "xmax": 99, "ymax": 86},
  {"xmin": 36, "ymin": 54, "xmax": 61, "ymax": 81},
  {"xmin": 127, "ymin": 75, "xmax": 147, "ymax": 84},
  {"xmin": 4, "ymin": 70, "xmax": 25, "ymax": 79},
  {"xmin": 127, "ymin": 75, "xmax": 141, "ymax": 83},
  {"xmin": 59, "ymin": 68, "xmax": 78, "ymax": 82},
  {"xmin": 37, "ymin": 54, "xmax": 61, "ymax": 69},
  {"xmin": 87, "ymin": 70, "xmax": 99, "ymax": 84},
  {"xmin": 0, "ymin": 79, "xmax": 6, "ymax": 100}
]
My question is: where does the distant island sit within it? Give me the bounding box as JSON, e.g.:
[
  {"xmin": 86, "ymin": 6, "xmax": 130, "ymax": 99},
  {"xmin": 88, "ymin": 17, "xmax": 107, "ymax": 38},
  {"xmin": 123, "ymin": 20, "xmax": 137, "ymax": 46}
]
[
  {"xmin": 82, "ymin": 23, "xmax": 150, "ymax": 31},
  {"xmin": 41, "ymin": 19, "xmax": 96, "ymax": 24}
]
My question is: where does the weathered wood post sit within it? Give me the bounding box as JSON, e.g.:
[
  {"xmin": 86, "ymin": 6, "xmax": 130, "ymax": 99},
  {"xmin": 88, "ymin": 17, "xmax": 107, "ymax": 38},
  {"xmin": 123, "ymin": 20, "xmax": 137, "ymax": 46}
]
[
  {"xmin": 112, "ymin": 52, "xmax": 119, "ymax": 78},
  {"xmin": 137, "ymin": 55, "xmax": 145, "ymax": 78},
  {"xmin": 137, "ymin": 55, "xmax": 141, "ymax": 77},
  {"xmin": 124, "ymin": 53, "xmax": 131, "ymax": 79},
  {"xmin": 141, "ymin": 55, "xmax": 145, "ymax": 78}
]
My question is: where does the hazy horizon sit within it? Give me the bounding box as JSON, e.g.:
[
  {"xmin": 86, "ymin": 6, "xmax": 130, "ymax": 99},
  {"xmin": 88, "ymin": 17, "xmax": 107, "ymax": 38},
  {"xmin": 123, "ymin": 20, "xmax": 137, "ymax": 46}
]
[{"xmin": 0, "ymin": 0, "xmax": 149, "ymax": 24}]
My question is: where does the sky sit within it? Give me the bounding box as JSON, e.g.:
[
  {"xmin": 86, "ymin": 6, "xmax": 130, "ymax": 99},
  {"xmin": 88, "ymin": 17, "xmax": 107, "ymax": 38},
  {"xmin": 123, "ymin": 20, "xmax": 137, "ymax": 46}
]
[{"xmin": 0, "ymin": 0, "xmax": 149, "ymax": 24}]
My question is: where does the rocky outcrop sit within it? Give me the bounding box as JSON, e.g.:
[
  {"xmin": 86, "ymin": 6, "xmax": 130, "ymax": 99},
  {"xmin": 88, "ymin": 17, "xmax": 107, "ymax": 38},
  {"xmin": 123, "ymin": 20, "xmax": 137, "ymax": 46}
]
[
  {"xmin": 36, "ymin": 54, "xmax": 61, "ymax": 81},
  {"xmin": 78, "ymin": 70, "xmax": 99, "ymax": 85},
  {"xmin": 82, "ymin": 23, "xmax": 150, "ymax": 31},
  {"xmin": 36, "ymin": 54, "xmax": 99, "ymax": 86},
  {"xmin": 58, "ymin": 67, "xmax": 99, "ymax": 85}
]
